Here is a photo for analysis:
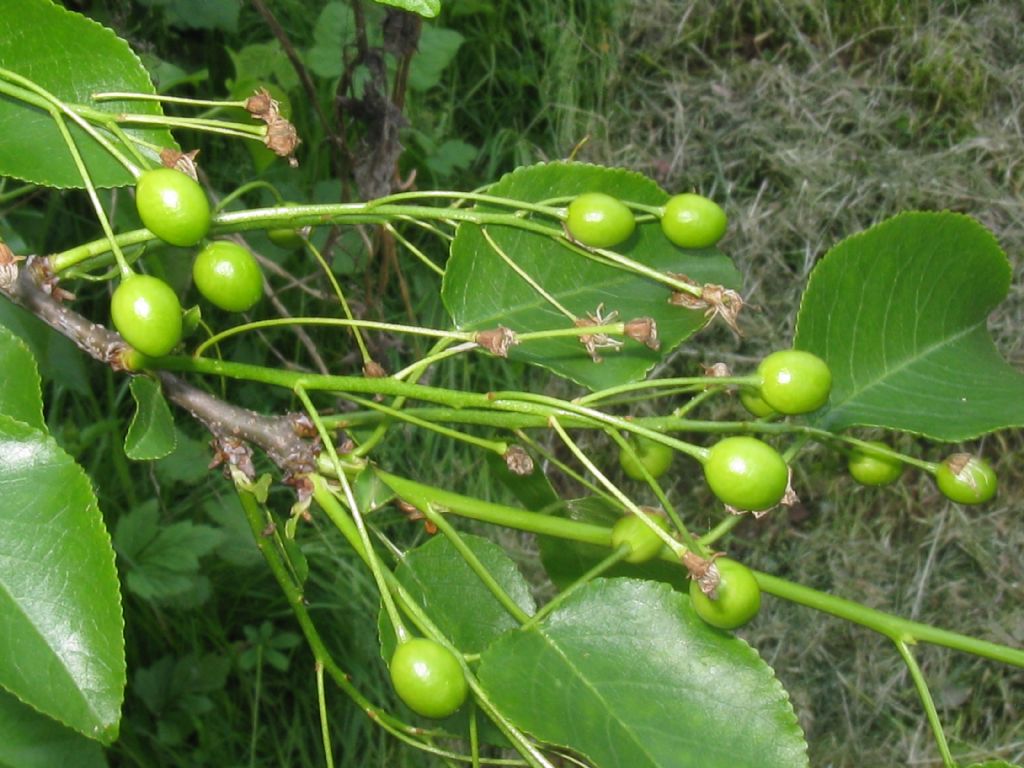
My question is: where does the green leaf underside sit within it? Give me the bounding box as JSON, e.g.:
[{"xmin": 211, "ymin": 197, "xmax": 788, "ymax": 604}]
[
  {"xmin": 479, "ymin": 579, "xmax": 807, "ymax": 768},
  {"xmin": 0, "ymin": 687, "xmax": 108, "ymax": 768},
  {"xmin": 0, "ymin": 325, "xmax": 45, "ymax": 431},
  {"xmin": 125, "ymin": 377, "xmax": 176, "ymax": 461},
  {"xmin": 382, "ymin": 533, "xmax": 536, "ymax": 658},
  {"xmin": 0, "ymin": 413, "xmax": 124, "ymax": 743},
  {"xmin": 795, "ymin": 212, "xmax": 1024, "ymax": 439},
  {"xmin": 114, "ymin": 500, "xmax": 223, "ymax": 603},
  {"xmin": 442, "ymin": 162, "xmax": 740, "ymax": 391},
  {"xmin": 537, "ymin": 498, "xmax": 686, "ymax": 591},
  {"xmin": 0, "ymin": 0, "xmax": 176, "ymax": 188}
]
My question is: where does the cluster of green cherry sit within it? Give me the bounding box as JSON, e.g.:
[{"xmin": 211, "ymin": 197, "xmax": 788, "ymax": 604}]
[
  {"xmin": 563, "ymin": 189, "xmax": 728, "ymax": 250},
  {"xmin": 610, "ymin": 348, "xmax": 998, "ymax": 633},
  {"xmin": 101, "ymin": 175, "xmax": 999, "ymax": 723},
  {"xmin": 110, "ymin": 167, "xmax": 299, "ymax": 358},
  {"xmin": 383, "ymin": 348, "xmax": 999, "ymax": 722}
]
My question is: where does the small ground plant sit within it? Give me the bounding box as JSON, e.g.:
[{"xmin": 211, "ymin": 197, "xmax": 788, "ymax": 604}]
[{"xmin": 0, "ymin": 2, "xmax": 1021, "ymax": 767}]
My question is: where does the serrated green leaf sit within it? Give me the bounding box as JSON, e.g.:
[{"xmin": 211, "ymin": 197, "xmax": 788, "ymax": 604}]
[
  {"xmin": 306, "ymin": 3, "xmax": 357, "ymax": 79},
  {"xmin": 478, "ymin": 578, "xmax": 808, "ymax": 768},
  {"xmin": 0, "ymin": 687, "xmax": 108, "ymax": 768},
  {"xmin": 114, "ymin": 500, "xmax": 223, "ymax": 603},
  {"xmin": 795, "ymin": 212, "xmax": 1024, "ymax": 439},
  {"xmin": 0, "ymin": 413, "xmax": 124, "ymax": 743},
  {"xmin": 442, "ymin": 162, "xmax": 740, "ymax": 390},
  {"xmin": 409, "ymin": 26, "xmax": 463, "ymax": 91},
  {"xmin": 382, "ymin": 533, "xmax": 535, "ymax": 657},
  {"xmin": 228, "ymin": 43, "xmax": 299, "ymax": 93},
  {"xmin": 124, "ymin": 376, "xmax": 176, "ymax": 461},
  {"xmin": 0, "ymin": 0, "xmax": 177, "ymax": 188},
  {"xmin": 132, "ymin": 652, "xmax": 231, "ymax": 717},
  {"xmin": 425, "ymin": 139, "xmax": 477, "ymax": 177},
  {"xmin": 373, "ymin": 0, "xmax": 440, "ymax": 18},
  {"xmin": 0, "ymin": 324, "xmax": 45, "ymax": 430},
  {"xmin": 204, "ymin": 493, "xmax": 261, "ymax": 568}
]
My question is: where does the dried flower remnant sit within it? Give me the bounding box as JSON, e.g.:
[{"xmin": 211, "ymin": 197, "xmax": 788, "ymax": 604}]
[
  {"xmin": 503, "ymin": 445, "xmax": 535, "ymax": 476},
  {"xmin": 575, "ymin": 303, "xmax": 623, "ymax": 363},
  {"xmin": 247, "ymin": 88, "xmax": 300, "ymax": 166},
  {"xmin": 475, "ymin": 326, "xmax": 519, "ymax": 358},
  {"xmin": 624, "ymin": 316, "xmax": 660, "ymax": 350},
  {"xmin": 159, "ymin": 148, "xmax": 201, "ymax": 181}
]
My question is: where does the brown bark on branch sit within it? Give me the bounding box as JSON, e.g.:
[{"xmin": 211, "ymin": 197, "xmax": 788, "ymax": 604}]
[{"xmin": 0, "ymin": 256, "xmax": 317, "ymax": 475}]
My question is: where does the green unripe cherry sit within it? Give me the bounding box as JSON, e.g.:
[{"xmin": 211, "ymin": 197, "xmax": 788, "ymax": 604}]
[
  {"xmin": 565, "ymin": 192, "xmax": 636, "ymax": 249},
  {"xmin": 135, "ymin": 167, "xmax": 211, "ymax": 247},
  {"xmin": 619, "ymin": 436, "xmax": 674, "ymax": 480},
  {"xmin": 390, "ymin": 638, "xmax": 468, "ymax": 719},
  {"xmin": 110, "ymin": 274, "xmax": 183, "ymax": 357},
  {"xmin": 739, "ymin": 388, "xmax": 777, "ymax": 418},
  {"xmin": 192, "ymin": 241, "xmax": 264, "ymax": 312},
  {"xmin": 610, "ymin": 513, "xmax": 669, "ymax": 563},
  {"xmin": 757, "ymin": 349, "xmax": 832, "ymax": 415},
  {"xmin": 703, "ymin": 436, "xmax": 789, "ymax": 512},
  {"xmin": 660, "ymin": 193, "xmax": 727, "ymax": 249},
  {"xmin": 267, "ymin": 202, "xmax": 305, "ymax": 249},
  {"xmin": 935, "ymin": 454, "xmax": 997, "ymax": 504},
  {"xmin": 689, "ymin": 558, "xmax": 761, "ymax": 630},
  {"xmin": 848, "ymin": 441, "xmax": 904, "ymax": 487}
]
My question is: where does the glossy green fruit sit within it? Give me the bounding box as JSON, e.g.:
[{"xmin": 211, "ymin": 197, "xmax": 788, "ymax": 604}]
[
  {"xmin": 848, "ymin": 441, "xmax": 904, "ymax": 487},
  {"xmin": 610, "ymin": 513, "xmax": 669, "ymax": 563},
  {"xmin": 757, "ymin": 349, "xmax": 832, "ymax": 415},
  {"xmin": 935, "ymin": 454, "xmax": 997, "ymax": 504},
  {"xmin": 660, "ymin": 193, "xmax": 727, "ymax": 248},
  {"xmin": 135, "ymin": 167, "xmax": 211, "ymax": 247},
  {"xmin": 689, "ymin": 558, "xmax": 761, "ymax": 629},
  {"xmin": 619, "ymin": 436, "xmax": 674, "ymax": 480},
  {"xmin": 703, "ymin": 436, "xmax": 789, "ymax": 511},
  {"xmin": 110, "ymin": 274, "xmax": 183, "ymax": 357},
  {"xmin": 390, "ymin": 638, "xmax": 468, "ymax": 719},
  {"xmin": 739, "ymin": 388, "xmax": 777, "ymax": 418},
  {"xmin": 565, "ymin": 192, "xmax": 636, "ymax": 249},
  {"xmin": 192, "ymin": 241, "xmax": 263, "ymax": 312},
  {"xmin": 268, "ymin": 202, "xmax": 305, "ymax": 249}
]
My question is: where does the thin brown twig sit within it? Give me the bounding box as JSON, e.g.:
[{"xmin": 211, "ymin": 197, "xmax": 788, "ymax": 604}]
[{"xmin": 247, "ymin": 0, "xmax": 346, "ymax": 181}]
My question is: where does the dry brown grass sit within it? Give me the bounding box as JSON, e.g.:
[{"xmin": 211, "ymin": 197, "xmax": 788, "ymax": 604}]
[{"xmin": 552, "ymin": 2, "xmax": 1024, "ymax": 765}]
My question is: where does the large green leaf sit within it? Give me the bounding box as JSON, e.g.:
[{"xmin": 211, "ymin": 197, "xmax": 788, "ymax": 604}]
[
  {"xmin": 442, "ymin": 162, "xmax": 740, "ymax": 390},
  {"xmin": 0, "ymin": 413, "xmax": 124, "ymax": 743},
  {"xmin": 0, "ymin": 0, "xmax": 176, "ymax": 188},
  {"xmin": 0, "ymin": 687, "xmax": 108, "ymax": 768},
  {"xmin": 124, "ymin": 376, "xmax": 176, "ymax": 461},
  {"xmin": 795, "ymin": 212, "xmax": 1024, "ymax": 439},
  {"xmin": 478, "ymin": 578, "xmax": 808, "ymax": 768},
  {"xmin": 0, "ymin": 324, "xmax": 45, "ymax": 431},
  {"xmin": 382, "ymin": 533, "xmax": 536, "ymax": 657}
]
